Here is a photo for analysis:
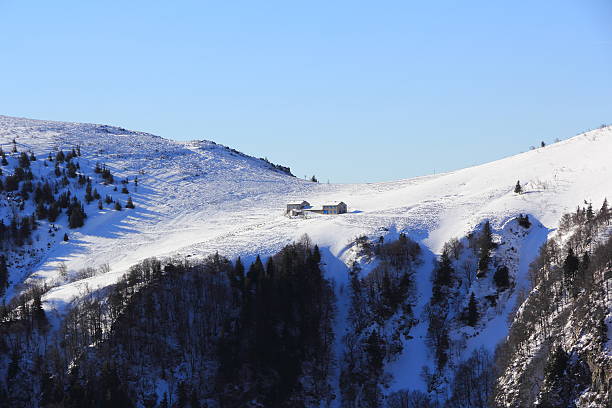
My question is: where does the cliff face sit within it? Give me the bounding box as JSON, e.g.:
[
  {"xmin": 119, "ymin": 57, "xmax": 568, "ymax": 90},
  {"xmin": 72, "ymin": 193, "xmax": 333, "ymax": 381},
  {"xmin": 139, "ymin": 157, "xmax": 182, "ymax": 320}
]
[{"xmin": 494, "ymin": 209, "xmax": 611, "ymax": 408}]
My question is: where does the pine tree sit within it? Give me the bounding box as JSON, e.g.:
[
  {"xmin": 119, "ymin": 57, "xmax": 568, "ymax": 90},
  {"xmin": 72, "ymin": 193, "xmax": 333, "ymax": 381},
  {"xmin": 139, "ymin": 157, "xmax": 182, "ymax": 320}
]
[
  {"xmin": 159, "ymin": 393, "xmax": 169, "ymax": 408},
  {"xmin": 477, "ymin": 221, "xmax": 494, "ymax": 275},
  {"xmin": 432, "ymin": 250, "xmax": 454, "ymax": 303},
  {"xmin": 599, "ymin": 198, "xmax": 609, "ymax": 224},
  {"xmin": 0, "ymin": 255, "xmax": 8, "ymax": 295},
  {"xmin": 189, "ymin": 390, "xmax": 200, "ymax": 408},
  {"xmin": 494, "ymin": 266, "xmax": 510, "ymax": 290},
  {"xmin": 246, "ymin": 255, "xmax": 265, "ymax": 291},
  {"xmin": 517, "ymin": 214, "xmax": 531, "ymax": 228},
  {"xmin": 67, "ymin": 161, "xmax": 77, "ymax": 178},
  {"xmin": 228, "ymin": 257, "xmax": 245, "ymax": 294},
  {"xmin": 176, "ymin": 382, "xmax": 189, "ymax": 408},
  {"xmin": 85, "ymin": 182, "xmax": 94, "ymax": 203},
  {"xmin": 586, "ymin": 203, "xmax": 594, "ymax": 222},
  {"xmin": 514, "ymin": 180, "xmax": 522, "ymax": 194},
  {"xmin": 32, "ymin": 294, "xmax": 48, "ymax": 330},
  {"xmin": 114, "ymin": 201, "xmax": 122, "ymax": 211},
  {"xmin": 466, "ymin": 292, "xmax": 479, "ymax": 327},
  {"xmin": 18, "ymin": 152, "xmax": 30, "ymax": 168},
  {"xmin": 544, "ymin": 345, "xmax": 568, "ymax": 384},
  {"xmin": 69, "ymin": 207, "xmax": 84, "ymax": 228},
  {"xmin": 563, "ymin": 248, "xmax": 579, "ymax": 295},
  {"xmin": 7, "ymin": 347, "xmax": 20, "ymax": 380},
  {"xmin": 55, "ymin": 150, "xmax": 65, "ymax": 163},
  {"xmin": 312, "ymin": 244, "xmax": 321, "ymax": 263},
  {"xmin": 64, "ymin": 233, "xmax": 69, "ymax": 241},
  {"xmin": 125, "ymin": 196, "xmax": 135, "ymax": 209}
]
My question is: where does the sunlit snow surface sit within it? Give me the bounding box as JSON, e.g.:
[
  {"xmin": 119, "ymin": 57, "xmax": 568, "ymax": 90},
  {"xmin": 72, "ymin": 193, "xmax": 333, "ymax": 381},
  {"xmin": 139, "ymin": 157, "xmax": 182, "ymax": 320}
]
[{"xmin": 1, "ymin": 115, "xmax": 610, "ymax": 395}]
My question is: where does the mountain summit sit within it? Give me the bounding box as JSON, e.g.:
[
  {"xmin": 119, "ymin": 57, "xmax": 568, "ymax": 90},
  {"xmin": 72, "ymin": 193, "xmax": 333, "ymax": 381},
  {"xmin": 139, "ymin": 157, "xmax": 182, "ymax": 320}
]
[{"xmin": 0, "ymin": 115, "xmax": 610, "ymax": 407}]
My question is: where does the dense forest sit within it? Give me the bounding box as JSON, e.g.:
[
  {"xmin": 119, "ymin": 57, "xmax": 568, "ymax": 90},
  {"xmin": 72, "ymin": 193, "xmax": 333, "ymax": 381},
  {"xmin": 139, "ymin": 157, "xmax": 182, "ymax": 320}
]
[
  {"xmin": 341, "ymin": 233, "xmax": 422, "ymax": 407},
  {"xmin": 494, "ymin": 199, "xmax": 611, "ymax": 407},
  {"xmin": 0, "ymin": 237, "xmax": 335, "ymax": 407},
  {"xmin": 0, "ymin": 199, "xmax": 609, "ymax": 407}
]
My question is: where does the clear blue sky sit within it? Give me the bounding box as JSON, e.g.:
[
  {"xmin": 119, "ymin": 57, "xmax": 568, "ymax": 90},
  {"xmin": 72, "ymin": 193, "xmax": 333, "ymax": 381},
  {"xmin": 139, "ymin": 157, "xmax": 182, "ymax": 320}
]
[{"xmin": 1, "ymin": 1, "xmax": 611, "ymax": 183}]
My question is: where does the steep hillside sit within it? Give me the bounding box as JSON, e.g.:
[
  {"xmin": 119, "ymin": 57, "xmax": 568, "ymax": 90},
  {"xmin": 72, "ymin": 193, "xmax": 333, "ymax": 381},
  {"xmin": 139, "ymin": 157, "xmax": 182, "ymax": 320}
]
[
  {"xmin": 0, "ymin": 115, "xmax": 610, "ymax": 407},
  {"xmin": 494, "ymin": 206, "xmax": 612, "ymax": 407}
]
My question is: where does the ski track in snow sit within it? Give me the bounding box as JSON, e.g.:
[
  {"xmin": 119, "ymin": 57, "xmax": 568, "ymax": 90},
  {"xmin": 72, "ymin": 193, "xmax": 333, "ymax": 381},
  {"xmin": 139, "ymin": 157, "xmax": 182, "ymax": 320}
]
[{"xmin": 1, "ymin": 115, "xmax": 611, "ymax": 395}]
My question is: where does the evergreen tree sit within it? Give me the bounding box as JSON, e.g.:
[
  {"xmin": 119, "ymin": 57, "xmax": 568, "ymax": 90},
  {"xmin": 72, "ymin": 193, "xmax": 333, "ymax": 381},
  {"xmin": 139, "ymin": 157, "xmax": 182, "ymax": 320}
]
[
  {"xmin": 32, "ymin": 294, "xmax": 48, "ymax": 330},
  {"xmin": 189, "ymin": 390, "xmax": 200, "ymax": 408},
  {"xmin": 0, "ymin": 255, "xmax": 8, "ymax": 295},
  {"xmin": 6, "ymin": 347, "xmax": 20, "ymax": 380},
  {"xmin": 36, "ymin": 202, "xmax": 48, "ymax": 220},
  {"xmin": 494, "ymin": 265, "xmax": 510, "ymax": 290},
  {"xmin": 125, "ymin": 196, "xmax": 135, "ymax": 209},
  {"xmin": 64, "ymin": 233, "xmax": 69, "ymax": 241},
  {"xmin": 599, "ymin": 198, "xmax": 609, "ymax": 224},
  {"xmin": 85, "ymin": 182, "xmax": 94, "ymax": 203},
  {"xmin": 514, "ymin": 180, "xmax": 522, "ymax": 194},
  {"xmin": 465, "ymin": 292, "xmax": 479, "ymax": 327},
  {"xmin": 581, "ymin": 251, "xmax": 590, "ymax": 272},
  {"xmin": 477, "ymin": 221, "xmax": 495, "ymax": 275},
  {"xmin": 159, "ymin": 393, "xmax": 169, "ymax": 408},
  {"xmin": 114, "ymin": 201, "xmax": 122, "ymax": 211},
  {"xmin": 246, "ymin": 255, "xmax": 264, "ymax": 292},
  {"xmin": 544, "ymin": 345, "xmax": 568, "ymax": 385},
  {"xmin": 69, "ymin": 206, "xmax": 85, "ymax": 228},
  {"xmin": 431, "ymin": 250, "xmax": 454, "ymax": 304},
  {"xmin": 586, "ymin": 202, "xmax": 594, "ymax": 222},
  {"xmin": 67, "ymin": 161, "xmax": 77, "ymax": 178},
  {"xmin": 55, "ymin": 150, "xmax": 65, "ymax": 163},
  {"xmin": 47, "ymin": 202, "xmax": 61, "ymax": 222},
  {"xmin": 18, "ymin": 152, "xmax": 30, "ymax": 168},
  {"xmin": 563, "ymin": 248, "xmax": 579, "ymax": 295},
  {"xmin": 517, "ymin": 214, "xmax": 531, "ymax": 229},
  {"xmin": 176, "ymin": 382, "xmax": 189, "ymax": 408},
  {"xmin": 312, "ymin": 244, "xmax": 321, "ymax": 263},
  {"xmin": 227, "ymin": 257, "xmax": 245, "ymax": 295}
]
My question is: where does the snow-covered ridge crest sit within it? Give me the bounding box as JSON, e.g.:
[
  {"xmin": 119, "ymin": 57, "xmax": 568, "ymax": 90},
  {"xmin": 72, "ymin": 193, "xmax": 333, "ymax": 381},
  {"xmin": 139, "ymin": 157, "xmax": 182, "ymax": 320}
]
[
  {"xmin": 0, "ymin": 115, "xmax": 610, "ymax": 315},
  {"xmin": 1, "ymin": 115, "xmax": 611, "ymax": 406}
]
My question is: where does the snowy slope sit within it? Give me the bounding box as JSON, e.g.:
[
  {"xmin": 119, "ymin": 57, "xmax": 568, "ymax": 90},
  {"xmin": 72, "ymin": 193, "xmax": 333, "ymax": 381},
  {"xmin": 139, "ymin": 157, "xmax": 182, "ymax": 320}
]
[{"xmin": 1, "ymin": 115, "xmax": 611, "ymax": 397}]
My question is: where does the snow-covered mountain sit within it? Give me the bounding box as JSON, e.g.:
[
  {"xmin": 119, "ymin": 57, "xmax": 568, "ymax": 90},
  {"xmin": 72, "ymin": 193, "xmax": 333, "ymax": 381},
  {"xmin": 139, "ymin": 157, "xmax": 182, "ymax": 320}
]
[{"xmin": 0, "ymin": 115, "xmax": 610, "ymax": 407}]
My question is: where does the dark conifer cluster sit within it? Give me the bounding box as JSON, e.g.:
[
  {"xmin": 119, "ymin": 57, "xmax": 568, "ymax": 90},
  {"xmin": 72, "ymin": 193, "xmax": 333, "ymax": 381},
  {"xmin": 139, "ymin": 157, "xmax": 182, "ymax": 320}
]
[
  {"xmin": 0, "ymin": 238, "xmax": 334, "ymax": 407},
  {"xmin": 493, "ymin": 199, "xmax": 612, "ymax": 406},
  {"xmin": 0, "ymin": 141, "xmax": 136, "ymax": 294},
  {"xmin": 341, "ymin": 233, "xmax": 422, "ymax": 406},
  {"xmin": 517, "ymin": 214, "xmax": 531, "ymax": 229}
]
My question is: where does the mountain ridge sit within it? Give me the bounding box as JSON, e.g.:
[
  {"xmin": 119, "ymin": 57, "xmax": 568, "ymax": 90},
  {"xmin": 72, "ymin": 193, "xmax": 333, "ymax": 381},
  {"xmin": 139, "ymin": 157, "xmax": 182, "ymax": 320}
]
[{"xmin": 0, "ymin": 115, "xmax": 610, "ymax": 407}]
